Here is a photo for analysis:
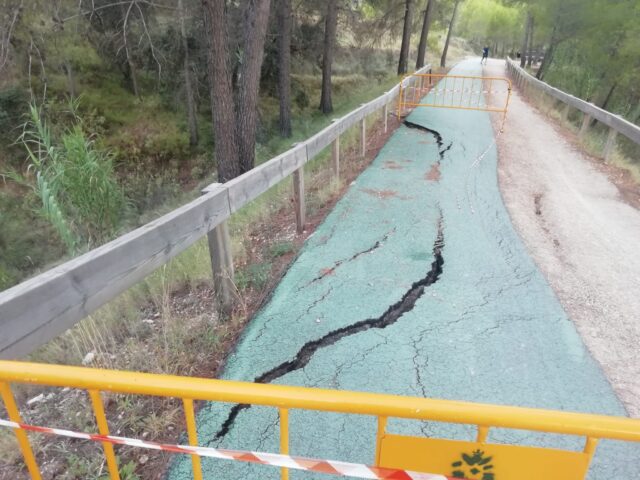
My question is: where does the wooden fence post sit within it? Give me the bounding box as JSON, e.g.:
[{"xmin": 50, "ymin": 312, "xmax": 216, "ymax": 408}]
[
  {"xmin": 561, "ymin": 103, "xmax": 571, "ymax": 123},
  {"xmin": 360, "ymin": 116, "xmax": 366, "ymax": 158},
  {"xmin": 332, "ymin": 135, "xmax": 340, "ymax": 178},
  {"xmin": 579, "ymin": 114, "xmax": 592, "ymax": 139},
  {"xmin": 293, "ymin": 167, "xmax": 305, "ymax": 233},
  {"xmin": 603, "ymin": 128, "xmax": 618, "ymax": 163},
  {"xmin": 202, "ymin": 183, "xmax": 235, "ymax": 314},
  {"xmin": 544, "ymin": 92, "xmax": 555, "ymax": 115},
  {"xmin": 383, "ymin": 102, "xmax": 388, "ymax": 133}
]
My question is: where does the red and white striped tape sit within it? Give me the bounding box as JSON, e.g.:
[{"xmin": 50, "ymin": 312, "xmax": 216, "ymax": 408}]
[
  {"xmin": 407, "ymin": 88, "xmax": 505, "ymax": 95},
  {"xmin": 0, "ymin": 419, "xmax": 464, "ymax": 480}
]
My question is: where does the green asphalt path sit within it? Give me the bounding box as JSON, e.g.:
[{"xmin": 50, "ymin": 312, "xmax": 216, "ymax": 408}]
[{"xmin": 169, "ymin": 60, "xmax": 639, "ymax": 479}]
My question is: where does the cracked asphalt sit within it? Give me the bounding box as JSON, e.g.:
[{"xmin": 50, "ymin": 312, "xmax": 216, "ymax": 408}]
[{"xmin": 168, "ymin": 60, "xmax": 639, "ymax": 479}]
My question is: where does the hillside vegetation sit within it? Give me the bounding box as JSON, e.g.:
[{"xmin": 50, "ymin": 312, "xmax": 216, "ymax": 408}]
[{"xmin": 0, "ymin": 0, "xmax": 471, "ymax": 290}]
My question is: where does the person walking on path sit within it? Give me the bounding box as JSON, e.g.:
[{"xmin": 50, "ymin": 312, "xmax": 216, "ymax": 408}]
[{"xmin": 481, "ymin": 46, "xmax": 489, "ymax": 64}]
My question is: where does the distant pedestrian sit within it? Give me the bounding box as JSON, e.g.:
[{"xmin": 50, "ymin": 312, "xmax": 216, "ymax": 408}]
[{"xmin": 481, "ymin": 46, "xmax": 489, "ymax": 65}]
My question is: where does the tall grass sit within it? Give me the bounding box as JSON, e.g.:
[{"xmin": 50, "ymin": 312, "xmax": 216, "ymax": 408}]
[{"xmin": 15, "ymin": 101, "xmax": 126, "ymax": 251}]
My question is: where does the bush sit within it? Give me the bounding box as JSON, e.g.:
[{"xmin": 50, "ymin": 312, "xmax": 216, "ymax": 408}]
[
  {"xmin": 13, "ymin": 102, "xmax": 126, "ymax": 250},
  {"xmin": 235, "ymin": 262, "xmax": 272, "ymax": 290},
  {"xmin": 269, "ymin": 241, "xmax": 295, "ymax": 258},
  {"xmin": 110, "ymin": 117, "xmax": 189, "ymax": 165},
  {"xmin": 57, "ymin": 126, "xmax": 126, "ymax": 241}
]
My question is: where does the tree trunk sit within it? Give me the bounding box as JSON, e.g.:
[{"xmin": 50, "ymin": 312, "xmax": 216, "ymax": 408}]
[
  {"xmin": 440, "ymin": 0, "xmax": 459, "ymax": 68},
  {"xmin": 600, "ymin": 82, "xmax": 617, "ymax": 111},
  {"xmin": 536, "ymin": 44, "xmax": 553, "ymax": 80},
  {"xmin": 536, "ymin": 25, "xmax": 557, "ymax": 81},
  {"xmin": 180, "ymin": 0, "xmax": 198, "ymax": 146},
  {"xmin": 320, "ymin": 0, "xmax": 338, "ymax": 114},
  {"xmin": 526, "ymin": 15, "xmax": 534, "ymax": 68},
  {"xmin": 277, "ymin": 0, "xmax": 292, "ymax": 137},
  {"xmin": 124, "ymin": 45, "xmax": 139, "ymax": 97},
  {"xmin": 397, "ymin": 0, "xmax": 413, "ymax": 74},
  {"xmin": 119, "ymin": 3, "xmax": 140, "ymax": 98},
  {"xmin": 202, "ymin": 0, "xmax": 240, "ymax": 182},
  {"xmin": 236, "ymin": 0, "xmax": 272, "ymax": 174},
  {"xmin": 586, "ymin": 82, "xmax": 618, "ymax": 128},
  {"xmin": 630, "ymin": 102, "xmax": 640, "ymax": 124},
  {"xmin": 520, "ymin": 11, "xmax": 531, "ymax": 68},
  {"xmin": 415, "ymin": 0, "xmax": 434, "ymax": 69},
  {"xmin": 0, "ymin": 2, "xmax": 22, "ymax": 75}
]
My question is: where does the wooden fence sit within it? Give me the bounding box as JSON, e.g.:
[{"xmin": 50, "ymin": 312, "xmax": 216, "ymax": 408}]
[
  {"xmin": 506, "ymin": 58, "xmax": 640, "ymax": 161},
  {"xmin": 0, "ymin": 65, "xmax": 432, "ymax": 359}
]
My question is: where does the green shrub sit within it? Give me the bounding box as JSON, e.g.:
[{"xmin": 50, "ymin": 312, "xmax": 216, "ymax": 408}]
[
  {"xmin": 57, "ymin": 125, "xmax": 126, "ymax": 241},
  {"xmin": 235, "ymin": 262, "xmax": 272, "ymax": 290},
  {"xmin": 269, "ymin": 241, "xmax": 295, "ymax": 258},
  {"xmin": 13, "ymin": 102, "xmax": 126, "ymax": 251}
]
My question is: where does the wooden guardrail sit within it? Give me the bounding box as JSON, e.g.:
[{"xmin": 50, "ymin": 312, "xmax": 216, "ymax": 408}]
[
  {"xmin": 0, "ymin": 64, "xmax": 432, "ymax": 359},
  {"xmin": 506, "ymin": 57, "xmax": 640, "ymax": 161}
]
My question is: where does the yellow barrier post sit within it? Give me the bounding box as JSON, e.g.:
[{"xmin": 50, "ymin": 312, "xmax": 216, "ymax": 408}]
[
  {"xmin": 476, "ymin": 425, "xmax": 489, "ymax": 443},
  {"xmin": 279, "ymin": 408, "xmax": 289, "ymax": 480},
  {"xmin": 0, "ymin": 382, "xmax": 42, "ymax": 480},
  {"xmin": 183, "ymin": 398, "xmax": 203, "ymax": 480},
  {"xmin": 374, "ymin": 415, "xmax": 387, "ymax": 466},
  {"xmin": 397, "ymin": 79, "xmax": 404, "ymax": 118},
  {"xmin": 88, "ymin": 390, "xmax": 121, "ymax": 480}
]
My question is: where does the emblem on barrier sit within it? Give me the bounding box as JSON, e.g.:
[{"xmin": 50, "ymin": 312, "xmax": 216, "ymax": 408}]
[{"xmin": 451, "ymin": 449, "xmax": 495, "ymax": 480}]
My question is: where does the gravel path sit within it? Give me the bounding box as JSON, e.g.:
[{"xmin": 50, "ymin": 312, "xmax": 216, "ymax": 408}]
[{"xmin": 486, "ymin": 58, "xmax": 640, "ymax": 417}]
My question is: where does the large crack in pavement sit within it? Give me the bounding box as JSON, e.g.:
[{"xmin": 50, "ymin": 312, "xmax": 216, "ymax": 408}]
[
  {"xmin": 210, "ymin": 218, "xmax": 445, "ymax": 443},
  {"xmin": 302, "ymin": 229, "xmax": 395, "ymax": 288},
  {"xmin": 404, "ymin": 120, "xmax": 451, "ymax": 183},
  {"xmin": 403, "ymin": 120, "xmax": 452, "ymax": 160}
]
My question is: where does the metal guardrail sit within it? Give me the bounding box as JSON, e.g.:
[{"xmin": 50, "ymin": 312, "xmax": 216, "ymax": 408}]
[
  {"xmin": 506, "ymin": 57, "xmax": 640, "ymax": 160},
  {"xmin": 1, "ymin": 360, "xmax": 639, "ymax": 480},
  {"xmin": 0, "ymin": 64, "xmax": 432, "ymax": 359}
]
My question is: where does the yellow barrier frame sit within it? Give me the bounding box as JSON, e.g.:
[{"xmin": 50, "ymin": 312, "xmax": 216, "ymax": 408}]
[
  {"xmin": 1, "ymin": 360, "xmax": 639, "ymax": 479},
  {"xmin": 398, "ymin": 73, "xmax": 513, "ymax": 131}
]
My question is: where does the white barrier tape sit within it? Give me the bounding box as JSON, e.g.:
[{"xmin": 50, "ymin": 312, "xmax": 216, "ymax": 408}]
[{"xmin": 0, "ymin": 419, "xmax": 463, "ymax": 480}]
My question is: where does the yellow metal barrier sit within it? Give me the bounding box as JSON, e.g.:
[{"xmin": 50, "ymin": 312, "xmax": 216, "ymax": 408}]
[
  {"xmin": 398, "ymin": 73, "xmax": 512, "ymax": 131},
  {"xmin": 1, "ymin": 360, "xmax": 639, "ymax": 480}
]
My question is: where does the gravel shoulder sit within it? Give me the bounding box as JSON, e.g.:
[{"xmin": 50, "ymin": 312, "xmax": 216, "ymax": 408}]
[{"xmin": 486, "ymin": 59, "xmax": 640, "ymax": 417}]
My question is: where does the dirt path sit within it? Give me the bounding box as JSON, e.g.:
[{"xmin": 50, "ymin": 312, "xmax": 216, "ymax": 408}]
[{"xmin": 485, "ymin": 58, "xmax": 640, "ymax": 417}]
